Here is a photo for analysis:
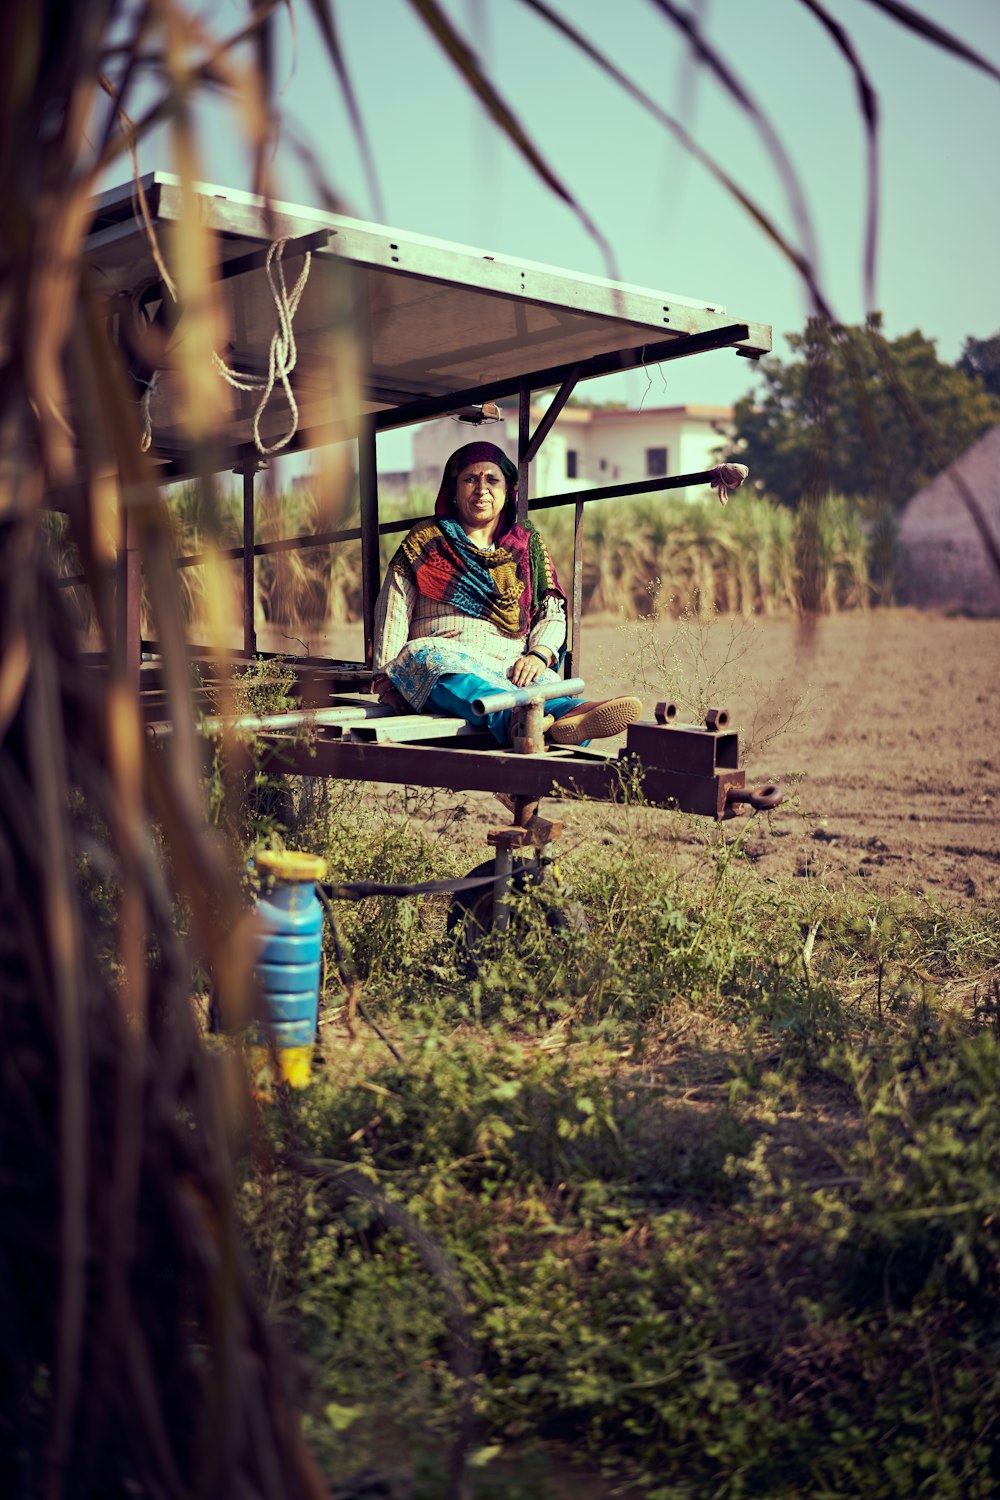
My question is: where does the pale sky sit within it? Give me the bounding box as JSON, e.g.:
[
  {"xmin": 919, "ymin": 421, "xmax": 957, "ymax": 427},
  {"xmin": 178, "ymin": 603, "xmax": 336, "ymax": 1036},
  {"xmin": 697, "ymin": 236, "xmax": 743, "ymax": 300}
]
[{"xmin": 127, "ymin": 0, "xmax": 1000, "ymax": 468}]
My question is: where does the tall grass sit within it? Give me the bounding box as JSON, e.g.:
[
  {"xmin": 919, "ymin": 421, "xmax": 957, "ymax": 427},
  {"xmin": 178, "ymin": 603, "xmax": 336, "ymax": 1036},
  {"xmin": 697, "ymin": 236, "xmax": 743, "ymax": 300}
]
[
  {"xmin": 49, "ymin": 478, "xmax": 892, "ymax": 652},
  {"xmin": 149, "ymin": 484, "xmax": 889, "ymax": 640},
  {"xmin": 517, "ymin": 490, "xmax": 887, "ymax": 618}
]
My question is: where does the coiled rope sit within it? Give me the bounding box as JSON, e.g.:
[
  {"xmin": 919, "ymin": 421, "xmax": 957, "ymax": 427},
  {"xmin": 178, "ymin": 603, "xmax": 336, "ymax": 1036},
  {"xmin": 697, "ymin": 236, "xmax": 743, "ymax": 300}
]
[
  {"xmin": 212, "ymin": 236, "xmax": 312, "ymax": 456},
  {"xmin": 139, "ymin": 370, "xmax": 157, "ymax": 453},
  {"xmin": 139, "ymin": 237, "xmax": 311, "ymax": 456}
]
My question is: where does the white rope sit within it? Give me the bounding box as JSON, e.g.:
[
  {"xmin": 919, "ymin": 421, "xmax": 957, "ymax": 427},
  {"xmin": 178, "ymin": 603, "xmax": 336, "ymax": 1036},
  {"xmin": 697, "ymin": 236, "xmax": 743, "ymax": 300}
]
[
  {"xmin": 139, "ymin": 371, "xmax": 156, "ymax": 453},
  {"xmin": 212, "ymin": 237, "xmax": 312, "ymax": 456},
  {"xmin": 136, "ymin": 239, "xmax": 311, "ymax": 456}
]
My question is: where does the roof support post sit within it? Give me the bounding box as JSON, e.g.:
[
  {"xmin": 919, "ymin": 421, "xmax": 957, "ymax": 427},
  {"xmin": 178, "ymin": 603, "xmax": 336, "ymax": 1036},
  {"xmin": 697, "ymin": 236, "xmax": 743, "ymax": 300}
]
[
  {"xmin": 116, "ymin": 502, "xmax": 143, "ymax": 694},
  {"xmin": 358, "ymin": 418, "xmax": 380, "ymax": 666},
  {"xmin": 521, "ymin": 365, "xmax": 580, "ymax": 468},
  {"xmin": 238, "ymin": 448, "xmax": 257, "ymax": 658},
  {"xmin": 518, "ymin": 371, "xmax": 584, "ymax": 670},
  {"xmin": 565, "ymin": 497, "xmax": 586, "ymax": 679},
  {"xmin": 517, "ymin": 369, "xmax": 586, "ymax": 672},
  {"xmin": 536, "ymin": 367, "xmax": 582, "ymax": 675},
  {"xmin": 517, "ymin": 382, "xmax": 531, "ymax": 526}
]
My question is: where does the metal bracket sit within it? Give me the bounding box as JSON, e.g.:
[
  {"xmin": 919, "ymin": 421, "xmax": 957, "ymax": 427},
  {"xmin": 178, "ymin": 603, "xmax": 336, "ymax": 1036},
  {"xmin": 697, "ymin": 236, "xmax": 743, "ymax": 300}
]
[{"xmin": 486, "ymin": 816, "xmax": 562, "ymax": 929}]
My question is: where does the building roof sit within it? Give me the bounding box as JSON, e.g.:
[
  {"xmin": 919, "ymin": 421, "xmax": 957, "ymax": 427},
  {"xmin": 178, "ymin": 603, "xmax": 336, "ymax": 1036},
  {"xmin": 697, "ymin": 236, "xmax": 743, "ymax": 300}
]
[
  {"xmin": 530, "ymin": 402, "xmax": 733, "ymax": 425},
  {"xmin": 583, "ymin": 403, "xmax": 734, "ymax": 421}
]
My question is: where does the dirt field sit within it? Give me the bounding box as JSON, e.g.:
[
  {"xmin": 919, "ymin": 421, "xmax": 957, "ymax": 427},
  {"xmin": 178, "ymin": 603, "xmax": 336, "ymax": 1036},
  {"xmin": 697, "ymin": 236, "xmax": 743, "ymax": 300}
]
[
  {"xmin": 575, "ymin": 608, "xmax": 1000, "ymax": 906},
  {"xmin": 314, "ymin": 609, "xmax": 998, "ymax": 906}
]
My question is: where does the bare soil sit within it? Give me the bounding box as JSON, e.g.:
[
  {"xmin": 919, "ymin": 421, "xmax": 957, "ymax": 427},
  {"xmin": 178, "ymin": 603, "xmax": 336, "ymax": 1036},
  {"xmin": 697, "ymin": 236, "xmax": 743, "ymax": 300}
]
[
  {"xmin": 314, "ymin": 609, "xmax": 999, "ymax": 906},
  {"xmin": 577, "ymin": 608, "xmax": 1000, "ymax": 906}
]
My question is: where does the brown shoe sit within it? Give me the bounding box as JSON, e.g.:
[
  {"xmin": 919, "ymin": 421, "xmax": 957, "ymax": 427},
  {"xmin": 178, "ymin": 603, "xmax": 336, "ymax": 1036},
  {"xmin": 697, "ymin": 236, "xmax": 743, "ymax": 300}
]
[{"xmin": 549, "ymin": 697, "xmax": 643, "ymax": 745}]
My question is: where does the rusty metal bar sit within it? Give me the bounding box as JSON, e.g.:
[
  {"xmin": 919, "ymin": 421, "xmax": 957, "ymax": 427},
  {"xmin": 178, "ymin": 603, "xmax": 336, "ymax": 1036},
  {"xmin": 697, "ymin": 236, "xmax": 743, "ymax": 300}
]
[
  {"xmin": 358, "ymin": 419, "xmax": 380, "ymax": 667},
  {"xmin": 375, "ymin": 515, "xmax": 435, "ymax": 540},
  {"xmin": 240, "ymin": 450, "xmax": 256, "ymax": 658},
  {"xmin": 625, "ymin": 721, "xmax": 740, "ymax": 776},
  {"xmin": 530, "ymin": 469, "xmax": 720, "ymax": 512},
  {"xmin": 116, "ymin": 504, "xmax": 142, "ymax": 694},
  {"xmin": 213, "ymin": 229, "xmax": 330, "ymax": 284},
  {"xmin": 565, "ymin": 496, "xmax": 585, "ymax": 679},
  {"xmin": 257, "ymin": 737, "xmax": 746, "ymax": 820},
  {"xmin": 171, "ymin": 527, "xmax": 362, "ymax": 571},
  {"xmin": 374, "ymin": 325, "xmax": 751, "ymax": 433},
  {"xmin": 157, "ymin": 462, "xmax": 726, "ymax": 575}
]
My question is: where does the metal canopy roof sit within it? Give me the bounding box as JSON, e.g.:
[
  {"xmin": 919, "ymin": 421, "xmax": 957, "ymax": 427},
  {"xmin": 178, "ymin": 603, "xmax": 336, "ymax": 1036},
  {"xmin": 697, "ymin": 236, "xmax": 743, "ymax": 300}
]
[{"xmin": 85, "ymin": 173, "xmax": 771, "ymax": 466}]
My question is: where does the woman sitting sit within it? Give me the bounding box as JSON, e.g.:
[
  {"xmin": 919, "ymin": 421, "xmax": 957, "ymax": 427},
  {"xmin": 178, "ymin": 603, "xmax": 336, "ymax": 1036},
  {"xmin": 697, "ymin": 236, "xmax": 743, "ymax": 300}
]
[{"xmin": 372, "ymin": 441, "xmax": 642, "ymax": 746}]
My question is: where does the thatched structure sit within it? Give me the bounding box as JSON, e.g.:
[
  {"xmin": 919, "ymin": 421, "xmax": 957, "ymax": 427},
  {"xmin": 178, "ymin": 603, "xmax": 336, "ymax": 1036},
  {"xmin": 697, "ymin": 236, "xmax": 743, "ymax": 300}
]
[{"xmin": 898, "ymin": 424, "xmax": 1000, "ymax": 615}]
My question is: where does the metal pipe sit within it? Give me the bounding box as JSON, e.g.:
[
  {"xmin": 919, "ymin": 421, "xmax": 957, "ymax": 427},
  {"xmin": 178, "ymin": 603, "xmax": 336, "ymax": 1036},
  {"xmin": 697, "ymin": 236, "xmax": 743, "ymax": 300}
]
[
  {"xmin": 510, "ymin": 698, "xmax": 547, "ymax": 754},
  {"xmin": 358, "ymin": 417, "xmax": 380, "ymax": 667},
  {"xmin": 148, "ymin": 705, "xmax": 372, "ymax": 740},
  {"xmin": 567, "ymin": 496, "xmax": 585, "ymax": 678},
  {"xmin": 162, "ymin": 460, "xmax": 730, "ymax": 571},
  {"xmin": 473, "ymin": 677, "xmax": 585, "ymax": 715},
  {"xmin": 528, "ymin": 469, "xmax": 719, "ymax": 512},
  {"xmin": 491, "ymin": 848, "xmax": 514, "ymax": 932}
]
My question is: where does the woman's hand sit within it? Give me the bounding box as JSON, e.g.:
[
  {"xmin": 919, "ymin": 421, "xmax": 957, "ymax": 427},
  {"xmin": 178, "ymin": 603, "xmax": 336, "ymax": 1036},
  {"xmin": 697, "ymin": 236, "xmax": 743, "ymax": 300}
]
[
  {"xmin": 373, "ymin": 674, "xmax": 410, "ymax": 714},
  {"xmin": 509, "ymin": 651, "xmax": 546, "ymax": 688}
]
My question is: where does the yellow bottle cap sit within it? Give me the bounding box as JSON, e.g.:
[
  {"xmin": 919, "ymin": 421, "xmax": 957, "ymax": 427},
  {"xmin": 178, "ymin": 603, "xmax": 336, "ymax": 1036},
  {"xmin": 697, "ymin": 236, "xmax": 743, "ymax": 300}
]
[{"xmin": 255, "ymin": 849, "xmax": 327, "ymax": 883}]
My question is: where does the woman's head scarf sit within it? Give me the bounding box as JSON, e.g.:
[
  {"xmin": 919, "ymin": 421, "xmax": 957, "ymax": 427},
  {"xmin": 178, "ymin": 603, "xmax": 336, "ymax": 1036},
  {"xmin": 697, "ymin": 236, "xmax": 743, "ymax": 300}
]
[{"xmin": 391, "ymin": 441, "xmax": 564, "ymax": 639}]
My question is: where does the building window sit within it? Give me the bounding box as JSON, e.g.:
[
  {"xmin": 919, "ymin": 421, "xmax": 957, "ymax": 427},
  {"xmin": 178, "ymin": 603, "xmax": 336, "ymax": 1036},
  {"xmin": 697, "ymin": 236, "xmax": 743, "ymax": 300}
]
[
  {"xmin": 646, "ymin": 446, "xmax": 668, "ymax": 478},
  {"xmin": 566, "ymin": 448, "xmax": 578, "ymax": 479}
]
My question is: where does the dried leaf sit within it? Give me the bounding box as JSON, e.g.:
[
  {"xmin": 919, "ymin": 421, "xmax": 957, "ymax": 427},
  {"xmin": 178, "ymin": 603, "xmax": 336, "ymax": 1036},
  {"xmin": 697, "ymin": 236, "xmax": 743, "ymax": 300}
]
[
  {"xmin": 796, "ymin": 0, "xmax": 880, "ymax": 313},
  {"xmin": 408, "ymin": 0, "xmax": 617, "ymax": 273},
  {"xmin": 862, "ymin": 0, "xmax": 1000, "ymax": 85}
]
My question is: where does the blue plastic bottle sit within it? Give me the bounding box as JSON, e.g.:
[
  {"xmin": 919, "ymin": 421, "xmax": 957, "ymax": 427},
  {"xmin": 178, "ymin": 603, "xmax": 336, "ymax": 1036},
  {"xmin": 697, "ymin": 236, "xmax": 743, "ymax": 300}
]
[{"xmin": 250, "ymin": 850, "xmax": 327, "ymax": 1088}]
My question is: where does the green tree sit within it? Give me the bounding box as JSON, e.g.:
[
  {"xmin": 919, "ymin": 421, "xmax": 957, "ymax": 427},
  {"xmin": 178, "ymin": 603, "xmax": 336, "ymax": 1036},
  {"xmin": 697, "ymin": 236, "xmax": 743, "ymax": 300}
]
[
  {"xmin": 957, "ymin": 331, "xmax": 1000, "ymax": 400},
  {"xmin": 732, "ymin": 319, "xmax": 1000, "ymax": 510}
]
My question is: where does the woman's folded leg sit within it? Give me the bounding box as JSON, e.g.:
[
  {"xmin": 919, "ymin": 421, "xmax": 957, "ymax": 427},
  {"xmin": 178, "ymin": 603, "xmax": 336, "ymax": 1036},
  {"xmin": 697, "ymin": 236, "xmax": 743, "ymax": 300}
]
[
  {"xmin": 426, "ymin": 671, "xmax": 513, "ymax": 743},
  {"xmin": 426, "ymin": 672, "xmax": 632, "ymax": 748}
]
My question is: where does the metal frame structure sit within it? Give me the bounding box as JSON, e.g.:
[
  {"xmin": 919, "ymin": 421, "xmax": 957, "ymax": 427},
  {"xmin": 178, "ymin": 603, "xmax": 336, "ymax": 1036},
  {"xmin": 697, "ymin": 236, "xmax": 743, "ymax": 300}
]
[{"xmin": 79, "ymin": 174, "xmax": 776, "ymax": 825}]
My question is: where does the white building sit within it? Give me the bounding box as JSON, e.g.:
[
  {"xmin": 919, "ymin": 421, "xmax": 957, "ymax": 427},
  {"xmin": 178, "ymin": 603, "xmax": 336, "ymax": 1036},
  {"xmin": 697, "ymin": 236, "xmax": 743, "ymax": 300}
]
[{"xmin": 379, "ymin": 403, "xmax": 735, "ymax": 500}]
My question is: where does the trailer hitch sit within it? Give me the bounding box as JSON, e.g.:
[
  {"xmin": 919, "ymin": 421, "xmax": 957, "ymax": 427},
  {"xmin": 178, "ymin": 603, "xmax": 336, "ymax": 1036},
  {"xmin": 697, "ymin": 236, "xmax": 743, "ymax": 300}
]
[{"xmin": 725, "ymin": 783, "xmax": 784, "ymax": 814}]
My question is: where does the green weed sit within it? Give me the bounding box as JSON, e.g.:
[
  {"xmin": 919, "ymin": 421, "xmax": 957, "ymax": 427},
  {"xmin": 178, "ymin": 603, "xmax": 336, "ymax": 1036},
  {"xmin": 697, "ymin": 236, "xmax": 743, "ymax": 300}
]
[{"xmin": 229, "ymin": 781, "xmax": 999, "ymax": 1496}]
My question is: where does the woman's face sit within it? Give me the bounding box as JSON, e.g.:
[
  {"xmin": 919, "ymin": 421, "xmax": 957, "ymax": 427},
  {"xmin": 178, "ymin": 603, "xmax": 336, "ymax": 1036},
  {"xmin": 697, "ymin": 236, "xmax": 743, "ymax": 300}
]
[{"xmin": 453, "ymin": 459, "xmax": 508, "ymax": 536}]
